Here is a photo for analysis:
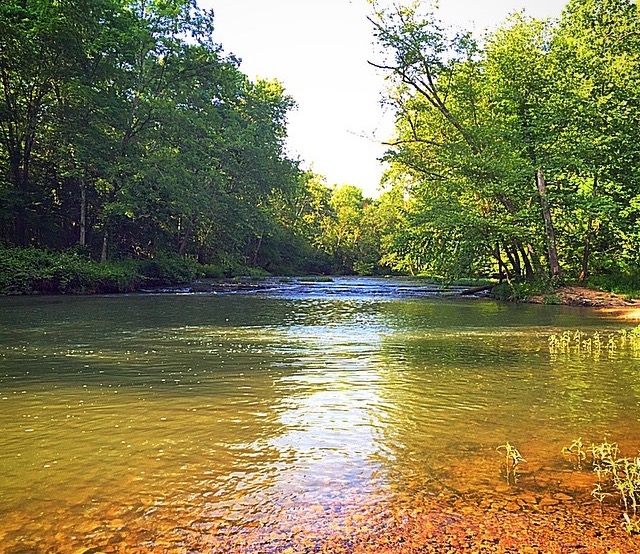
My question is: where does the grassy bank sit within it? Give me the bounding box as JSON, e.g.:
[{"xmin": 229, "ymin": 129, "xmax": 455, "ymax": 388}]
[{"xmin": 0, "ymin": 248, "xmax": 267, "ymax": 295}]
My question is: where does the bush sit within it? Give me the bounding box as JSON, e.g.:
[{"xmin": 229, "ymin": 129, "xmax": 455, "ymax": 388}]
[
  {"xmin": 0, "ymin": 247, "xmax": 45, "ymax": 294},
  {"xmin": 139, "ymin": 253, "xmax": 203, "ymax": 285},
  {"xmin": 0, "ymin": 248, "xmax": 282, "ymax": 294},
  {"xmin": 491, "ymin": 280, "xmax": 554, "ymax": 302},
  {"xmin": 201, "ymin": 264, "xmax": 226, "ymax": 279},
  {"xmin": 0, "ymin": 248, "xmax": 140, "ymax": 294},
  {"xmin": 587, "ymin": 273, "xmax": 640, "ymax": 299},
  {"xmin": 240, "ymin": 266, "xmax": 271, "ymax": 278}
]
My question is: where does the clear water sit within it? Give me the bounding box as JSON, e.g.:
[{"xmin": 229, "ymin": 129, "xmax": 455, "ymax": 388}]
[{"xmin": 1, "ymin": 279, "xmax": 639, "ymax": 551}]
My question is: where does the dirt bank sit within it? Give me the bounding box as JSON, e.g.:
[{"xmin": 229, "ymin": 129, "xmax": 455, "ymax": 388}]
[{"xmin": 527, "ymin": 285, "xmax": 640, "ymax": 320}]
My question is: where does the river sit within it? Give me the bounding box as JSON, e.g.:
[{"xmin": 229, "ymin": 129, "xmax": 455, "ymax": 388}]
[{"xmin": 1, "ymin": 277, "xmax": 639, "ymax": 552}]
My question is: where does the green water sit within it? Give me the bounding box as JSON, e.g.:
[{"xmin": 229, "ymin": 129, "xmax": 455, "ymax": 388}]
[{"xmin": 1, "ymin": 281, "xmax": 639, "ymax": 551}]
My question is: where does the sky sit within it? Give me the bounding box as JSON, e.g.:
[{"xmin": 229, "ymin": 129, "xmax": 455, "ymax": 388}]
[{"xmin": 202, "ymin": 0, "xmax": 568, "ymax": 197}]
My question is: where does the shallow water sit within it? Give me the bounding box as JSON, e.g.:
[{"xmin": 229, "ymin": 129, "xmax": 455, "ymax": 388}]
[{"xmin": 1, "ymin": 278, "xmax": 639, "ymax": 552}]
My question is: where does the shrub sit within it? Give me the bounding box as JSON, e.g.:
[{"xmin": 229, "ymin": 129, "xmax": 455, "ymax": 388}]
[
  {"xmin": 0, "ymin": 248, "xmax": 140, "ymax": 294},
  {"xmin": 587, "ymin": 273, "xmax": 640, "ymax": 299},
  {"xmin": 491, "ymin": 280, "xmax": 554, "ymax": 302},
  {"xmin": 201, "ymin": 264, "xmax": 226, "ymax": 279},
  {"xmin": 139, "ymin": 253, "xmax": 203, "ymax": 285}
]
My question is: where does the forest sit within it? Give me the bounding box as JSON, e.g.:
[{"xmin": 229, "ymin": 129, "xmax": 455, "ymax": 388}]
[
  {"xmin": 1, "ymin": 0, "xmax": 639, "ymax": 295},
  {"xmin": 371, "ymin": 0, "xmax": 640, "ymax": 294}
]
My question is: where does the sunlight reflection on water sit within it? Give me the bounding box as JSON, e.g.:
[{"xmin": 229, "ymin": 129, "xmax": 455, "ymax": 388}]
[{"xmin": 1, "ymin": 284, "xmax": 639, "ymax": 551}]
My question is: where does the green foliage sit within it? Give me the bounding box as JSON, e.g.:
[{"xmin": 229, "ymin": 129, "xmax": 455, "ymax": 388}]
[
  {"xmin": 0, "ymin": 248, "xmax": 139, "ymax": 294},
  {"xmin": 238, "ymin": 266, "xmax": 271, "ymax": 278},
  {"xmin": 491, "ymin": 280, "xmax": 553, "ymax": 302},
  {"xmin": 200, "ymin": 264, "xmax": 227, "ymax": 279},
  {"xmin": 139, "ymin": 254, "xmax": 203, "ymax": 285},
  {"xmin": 3, "ymin": 0, "xmax": 640, "ymax": 282},
  {"xmin": 0, "ymin": 0, "xmax": 318, "ymax": 275},
  {"xmin": 543, "ymin": 294, "xmax": 562, "ymax": 305},
  {"xmin": 272, "ymin": 175, "xmax": 390, "ymax": 276},
  {"xmin": 587, "ymin": 273, "xmax": 640, "ymax": 300},
  {"xmin": 370, "ymin": 0, "xmax": 640, "ymax": 285},
  {"xmin": 0, "ymin": 247, "xmax": 279, "ymax": 292}
]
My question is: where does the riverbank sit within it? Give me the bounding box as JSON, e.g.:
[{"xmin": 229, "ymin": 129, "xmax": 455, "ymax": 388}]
[
  {"xmin": 0, "ymin": 247, "xmax": 266, "ymax": 295},
  {"xmin": 528, "ymin": 285, "xmax": 636, "ymax": 307},
  {"xmin": 526, "ymin": 285, "xmax": 640, "ymax": 320},
  {"xmin": 2, "ymin": 247, "xmax": 640, "ymax": 320}
]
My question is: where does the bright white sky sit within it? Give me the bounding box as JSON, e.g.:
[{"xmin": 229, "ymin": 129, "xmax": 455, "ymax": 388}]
[{"xmin": 202, "ymin": 0, "xmax": 568, "ymax": 197}]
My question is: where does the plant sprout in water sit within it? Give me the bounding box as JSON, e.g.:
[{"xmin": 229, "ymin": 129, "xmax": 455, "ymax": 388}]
[
  {"xmin": 496, "ymin": 442, "xmax": 526, "ymax": 485},
  {"xmin": 562, "ymin": 437, "xmax": 587, "ymax": 470},
  {"xmin": 565, "ymin": 438, "xmax": 640, "ymax": 535},
  {"xmin": 548, "ymin": 326, "xmax": 640, "ymax": 358}
]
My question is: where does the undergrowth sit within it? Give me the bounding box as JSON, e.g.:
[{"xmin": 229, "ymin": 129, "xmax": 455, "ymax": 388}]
[
  {"xmin": 0, "ymin": 248, "xmax": 140, "ymax": 294},
  {"xmin": 587, "ymin": 273, "xmax": 640, "ymax": 300},
  {"xmin": 491, "ymin": 280, "xmax": 555, "ymax": 302}
]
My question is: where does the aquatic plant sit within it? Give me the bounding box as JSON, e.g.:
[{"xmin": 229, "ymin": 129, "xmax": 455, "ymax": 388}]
[
  {"xmin": 590, "ymin": 440, "xmax": 621, "ymax": 478},
  {"xmin": 591, "ymin": 481, "xmax": 611, "ymax": 514},
  {"xmin": 496, "ymin": 442, "xmax": 526, "ymax": 485},
  {"xmin": 566, "ymin": 438, "xmax": 640, "ymax": 534},
  {"xmin": 548, "ymin": 327, "xmax": 640, "ymax": 357},
  {"xmin": 623, "ymin": 512, "xmax": 640, "ymax": 534},
  {"xmin": 611, "ymin": 453, "xmax": 640, "ymax": 534},
  {"xmin": 562, "ymin": 437, "xmax": 586, "ymax": 470}
]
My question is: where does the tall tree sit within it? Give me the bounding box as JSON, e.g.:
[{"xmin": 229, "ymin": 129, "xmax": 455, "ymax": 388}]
[
  {"xmin": 0, "ymin": 0, "xmax": 310, "ymax": 274},
  {"xmin": 0, "ymin": 0, "xmax": 100, "ymax": 245},
  {"xmin": 370, "ymin": 0, "xmax": 640, "ymax": 281},
  {"xmin": 548, "ymin": 0, "xmax": 640, "ymax": 278}
]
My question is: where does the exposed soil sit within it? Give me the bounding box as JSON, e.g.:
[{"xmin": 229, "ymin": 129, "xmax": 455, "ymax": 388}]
[{"xmin": 529, "ymin": 285, "xmax": 640, "ymax": 320}]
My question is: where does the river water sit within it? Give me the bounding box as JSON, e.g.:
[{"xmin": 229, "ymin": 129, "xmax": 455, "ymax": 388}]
[{"xmin": 1, "ymin": 278, "xmax": 639, "ymax": 552}]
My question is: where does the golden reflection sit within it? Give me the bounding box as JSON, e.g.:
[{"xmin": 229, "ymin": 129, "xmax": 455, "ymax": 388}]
[
  {"xmin": 241, "ymin": 322, "xmax": 391, "ymax": 511},
  {"xmin": 1, "ymin": 293, "xmax": 640, "ymax": 552}
]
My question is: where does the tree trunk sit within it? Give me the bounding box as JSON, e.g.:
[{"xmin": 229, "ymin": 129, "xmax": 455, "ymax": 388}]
[
  {"xmin": 495, "ymin": 242, "xmax": 512, "ymax": 283},
  {"xmin": 100, "ymin": 231, "xmax": 109, "ymax": 263},
  {"xmin": 459, "ymin": 284, "xmax": 495, "ymax": 296},
  {"xmin": 518, "ymin": 244, "xmax": 535, "ymax": 282},
  {"xmin": 252, "ymin": 234, "xmax": 263, "ymax": 266},
  {"xmin": 527, "ymin": 242, "xmax": 545, "ymax": 276},
  {"xmin": 536, "ymin": 169, "xmax": 562, "ymax": 279},
  {"xmin": 579, "ymin": 225, "xmax": 592, "ymax": 283},
  {"xmin": 505, "ymin": 243, "xmax": 521, "ymax": 280},
  {"xmin": 9, "ymin": 153, "xmax": 28, "ymax": 247},
  {"xmin": 578, "ymin": 171, "xmax": 598, "ymax": 283},
  {"xmin": 79, "ymin": 182, "xmax": 87, "ymax": 247},
  {"xmin": 178, "ymin": 221, "xmax": 191, "ymax": 256}
]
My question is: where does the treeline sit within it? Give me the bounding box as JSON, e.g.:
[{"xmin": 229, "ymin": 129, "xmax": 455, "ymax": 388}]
[
  {"xmin": 370, "ymin": 0, "xmax": 640, "ymax": 285},
  {"xmin": 0, "ymin": 0, "xmax": 392, "ymax": 280},
  {"xmin": 3, "ymin": 0, "xmax": 640, "ymax": 293}
]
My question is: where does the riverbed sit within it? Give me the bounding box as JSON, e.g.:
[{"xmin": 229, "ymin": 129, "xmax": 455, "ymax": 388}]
[{"xmin": 1, "ymin": 278, "xmax": 639, "ymax": 552}]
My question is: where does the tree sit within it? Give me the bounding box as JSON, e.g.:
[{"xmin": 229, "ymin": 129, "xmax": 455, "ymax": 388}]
[
  {"xmin": 369, "ymin": 3, "xmax": 547, "ymax": 279},
  {"xmin": 0, "ymin": 0, "xmax": 108, "ymax": 245},
  {"xmin": 547, "ymin": 0, "xmax": 640, "ymax": 279},
  {"xmin": 369, "ymin": 0, "xmax": 640, "ymax": 282},
  {"xmin": 0, "ymin": 0, "xmax": 311, "ymax": 275}
]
